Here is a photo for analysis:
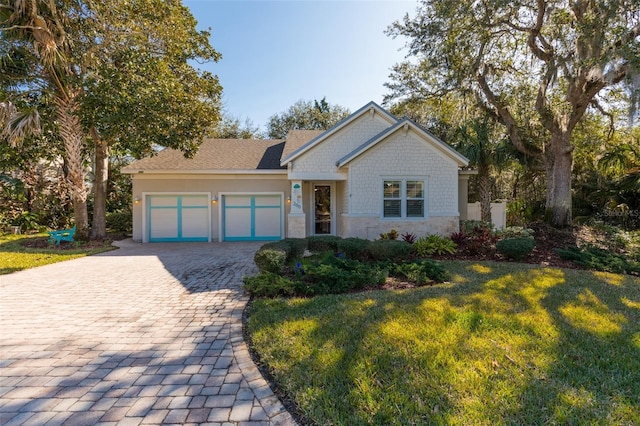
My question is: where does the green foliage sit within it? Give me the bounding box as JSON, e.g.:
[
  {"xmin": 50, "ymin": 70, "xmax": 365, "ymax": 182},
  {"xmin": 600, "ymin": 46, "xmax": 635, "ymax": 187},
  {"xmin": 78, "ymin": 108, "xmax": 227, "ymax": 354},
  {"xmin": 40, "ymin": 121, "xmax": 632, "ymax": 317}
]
[
  {"xmin": 366, "ymin": 239, "xmax": 413, "ymax": 262},
  {"xmin": 496, "ymin": 237, "xmax": 536, "ymax": 260},
  {"xmin": 307, "ymin": 235, "xmax": 342, "ymax": 253},
  {"xmin": 555, "ymin": 246, "xmax": 640, "ymax": 275},
  {"xmin": 254, "ymin": 242, "xmax": 290, "ymax": 274},
  {"xmin": 298, "ymin": 254, "xmax": 387, "ymax": 296},
  {"xmin": 13, "ymin": 211, "xmax": 40, "ymax": 232},
  {"xmin": 105, "ymin": 211, "xmax": 132, "ymax": 233},
  {"xmin": 388, "ymin": 258, "xmax": 449, "ymax": 284},
  {"xmin": 379, "ymin": 229, "xmax": 399, "ymax": 240},
  {"xmin": 280, "ymin": 238, "xmax": 308, "ymax": 258},
  {"xmin": 243, "ymin": 272, "xmax": 296, "ymax": 298},
  {"xmin": 497, "ymin": 226, "xmax": 535, "ymax": 239},
  {"xmin": 413, "ymin": 234, "xmax": 457, "ymax": 256},
  {"xmin": 266, "ymin": 98, "xmax": 350, "ymax": 139},
  {"xmin": 337, "ymin": 237, "xmax": 371, "ymax": 261},
  {"xmin": 461, "ymin": 220, "xmax": 494, "ymax": 235}
]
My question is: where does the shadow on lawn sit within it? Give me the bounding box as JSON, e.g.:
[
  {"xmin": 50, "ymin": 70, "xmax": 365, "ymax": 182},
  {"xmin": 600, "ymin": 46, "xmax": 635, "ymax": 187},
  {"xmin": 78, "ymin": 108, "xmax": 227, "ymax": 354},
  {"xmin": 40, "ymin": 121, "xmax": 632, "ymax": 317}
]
[{"xmin": 248, "ymin": 261, "xmax": 640, "ymax": 425}]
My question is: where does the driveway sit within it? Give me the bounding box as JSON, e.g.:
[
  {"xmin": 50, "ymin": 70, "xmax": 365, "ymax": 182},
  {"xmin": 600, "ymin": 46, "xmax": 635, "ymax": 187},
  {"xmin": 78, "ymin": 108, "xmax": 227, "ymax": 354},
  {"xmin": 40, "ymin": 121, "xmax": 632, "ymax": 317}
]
[{"xmin": 0, "ymin": 240, "xmax": 297, "ymax": 425}]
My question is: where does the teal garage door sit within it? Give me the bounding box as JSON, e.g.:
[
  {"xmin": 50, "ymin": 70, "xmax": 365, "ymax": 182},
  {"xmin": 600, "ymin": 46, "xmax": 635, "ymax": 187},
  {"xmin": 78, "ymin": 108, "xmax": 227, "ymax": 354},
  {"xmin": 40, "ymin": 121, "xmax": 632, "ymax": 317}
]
[
  {"xmin": 222, "ymin": 195, "xmax": 282, "ymax": 241},
  {"xmin": 148, "ymin": 195, "xmax": 209, "ymax": 242}
]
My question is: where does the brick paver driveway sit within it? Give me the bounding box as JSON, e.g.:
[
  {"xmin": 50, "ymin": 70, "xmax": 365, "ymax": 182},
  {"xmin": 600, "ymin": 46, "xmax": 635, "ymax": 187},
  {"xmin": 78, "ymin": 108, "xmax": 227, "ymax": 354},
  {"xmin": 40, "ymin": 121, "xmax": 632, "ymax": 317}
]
[{"xmin": 0, "ymin": 240, "xmax": 297, "ymax": 425}]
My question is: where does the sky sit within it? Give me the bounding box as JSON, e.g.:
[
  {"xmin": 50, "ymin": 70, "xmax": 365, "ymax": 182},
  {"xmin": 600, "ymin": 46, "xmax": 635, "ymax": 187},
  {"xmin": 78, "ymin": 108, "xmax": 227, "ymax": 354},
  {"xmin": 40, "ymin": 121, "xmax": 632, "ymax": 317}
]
[{"xmin": 183, "ymin": 0, "xmax": 418, "ymax": 132}]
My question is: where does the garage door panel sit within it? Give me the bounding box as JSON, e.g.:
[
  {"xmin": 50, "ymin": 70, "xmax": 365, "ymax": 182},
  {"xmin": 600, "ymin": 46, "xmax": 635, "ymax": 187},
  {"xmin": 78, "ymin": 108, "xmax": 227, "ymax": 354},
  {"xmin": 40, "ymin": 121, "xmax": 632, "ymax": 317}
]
[
  {"xmin": 225, "ymin": 196, "xmax": 251, "ymax": 207},
  {"xmin": 149, "ymin": 208, "xmax": 178, "ymax": 239},
  {"xmin": 254, "ymin": 208, "xmax": 281, "ymax": 237},
  {"xmin": 222, "ymin": 194, "xmax": 282, "ymax": 241},
  {"xmin": 182, "ymin": 195, "xmax": 208, "ymax": 207},
  {"xmin": 182, "ymin": 208, "xmax": 209, "ymax": 238},
  {"xmin": 254, "ymin": 195, "xmax": 281, "ymax": 207},
  {"xmin": 224, "ymin": 208, "xmax": 252, "ymax": 238},
  {"xmin": 147, "ymin": 194, "xmax": 209, "ymax": 242}
]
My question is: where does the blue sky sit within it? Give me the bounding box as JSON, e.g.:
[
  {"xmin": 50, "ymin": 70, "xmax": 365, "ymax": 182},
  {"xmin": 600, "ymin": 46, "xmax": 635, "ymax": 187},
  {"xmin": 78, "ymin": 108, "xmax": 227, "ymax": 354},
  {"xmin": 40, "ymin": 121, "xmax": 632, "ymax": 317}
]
[{"xmin": 184, "ymin": 0, "xmax": 417, "ymax": 131}]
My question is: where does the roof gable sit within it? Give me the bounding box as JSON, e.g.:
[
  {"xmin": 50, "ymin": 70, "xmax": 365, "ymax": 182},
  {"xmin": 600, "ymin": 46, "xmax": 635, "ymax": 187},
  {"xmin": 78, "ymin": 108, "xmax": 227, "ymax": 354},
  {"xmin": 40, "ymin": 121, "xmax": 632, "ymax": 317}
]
[
  {"xmin": 336, "ymin": 118, "xmax": 470, "ymax": 168},
  {"xmin": 280, "ymin": 101, "xmax": 397, "ymax": 166}
]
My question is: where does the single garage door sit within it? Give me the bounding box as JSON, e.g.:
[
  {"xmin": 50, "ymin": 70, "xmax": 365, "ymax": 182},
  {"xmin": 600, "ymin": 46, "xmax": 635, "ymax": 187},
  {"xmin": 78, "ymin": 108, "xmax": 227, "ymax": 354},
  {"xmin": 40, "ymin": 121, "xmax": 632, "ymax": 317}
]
[
  {"xmin": 222, "ymin": 194, "xmax": 282, "ymax": 241},
  {"xmin": 148, "ymin": 194, "xmax": 209, "ymax": 242}
]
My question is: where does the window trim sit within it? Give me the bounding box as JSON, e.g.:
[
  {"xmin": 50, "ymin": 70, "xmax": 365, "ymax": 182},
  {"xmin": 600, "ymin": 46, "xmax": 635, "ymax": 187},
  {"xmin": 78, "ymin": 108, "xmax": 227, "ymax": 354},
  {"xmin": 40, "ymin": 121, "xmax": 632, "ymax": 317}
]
[{"xmin": 381, "ymin": 177, "xmax": 428, "ymax": 220}]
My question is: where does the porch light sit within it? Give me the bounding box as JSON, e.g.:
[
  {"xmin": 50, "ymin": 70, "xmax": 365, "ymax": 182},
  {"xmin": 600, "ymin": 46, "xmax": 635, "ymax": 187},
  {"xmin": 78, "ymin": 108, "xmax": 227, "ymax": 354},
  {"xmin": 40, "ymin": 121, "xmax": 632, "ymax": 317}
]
[
  {"xmin": 134, "ymin": 196, "xmax": 141, "ymax": 204},
  {"xmin": 212, "ymin": 195, "xmax": 218, "ymax": 204},
  {"xmin": 287, "ymin": 195, "xmax": 291, "ymax": 203}
]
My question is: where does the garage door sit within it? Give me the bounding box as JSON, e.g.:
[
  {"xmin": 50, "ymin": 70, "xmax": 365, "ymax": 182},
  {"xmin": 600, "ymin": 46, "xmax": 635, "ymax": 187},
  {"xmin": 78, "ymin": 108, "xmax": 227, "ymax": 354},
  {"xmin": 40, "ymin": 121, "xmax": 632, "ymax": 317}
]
[
  {"xmin": 148, "ymin": 195, "xmax": 209, "ymax": 242},
  {"xmin": 222, "ymin": 195, "xmax": 282, "ymax": 241}
]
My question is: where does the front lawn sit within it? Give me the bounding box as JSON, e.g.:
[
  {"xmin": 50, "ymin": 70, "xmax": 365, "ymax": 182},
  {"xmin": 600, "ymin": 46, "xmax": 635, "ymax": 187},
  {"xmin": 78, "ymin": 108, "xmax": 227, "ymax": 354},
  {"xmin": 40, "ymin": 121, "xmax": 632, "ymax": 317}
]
[
  {"xmin": 0, "ymin": 233, "xmax": 116, "ymax": 275},
  {"xmin": 246, "ymin": 261, "xmax": 640, "ymax": 425}
]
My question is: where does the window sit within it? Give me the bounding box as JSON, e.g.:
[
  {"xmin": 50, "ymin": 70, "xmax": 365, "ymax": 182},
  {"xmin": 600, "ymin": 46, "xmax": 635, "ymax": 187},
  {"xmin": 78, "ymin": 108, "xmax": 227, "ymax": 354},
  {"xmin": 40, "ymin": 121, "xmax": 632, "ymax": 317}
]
[{"xmin": 382, "ymin": 179, "xmax": 426, "ymax": 219}]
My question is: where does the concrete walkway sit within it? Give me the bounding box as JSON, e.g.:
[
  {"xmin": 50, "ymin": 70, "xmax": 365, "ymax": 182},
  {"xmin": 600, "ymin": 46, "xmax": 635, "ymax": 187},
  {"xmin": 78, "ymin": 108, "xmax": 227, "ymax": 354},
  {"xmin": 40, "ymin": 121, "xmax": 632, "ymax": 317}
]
[{"xmin": 0, "ymin": 240, "xmax": 297, "ymax": 425}]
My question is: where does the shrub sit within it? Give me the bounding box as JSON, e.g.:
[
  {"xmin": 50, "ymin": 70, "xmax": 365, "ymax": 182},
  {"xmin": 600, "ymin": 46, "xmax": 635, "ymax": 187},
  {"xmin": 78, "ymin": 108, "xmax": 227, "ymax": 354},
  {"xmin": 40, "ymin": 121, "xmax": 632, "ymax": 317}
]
[
  {"xmin": 401, "ymin": 232, "xmax": 417, "ymax": 244},
  {"xmin": 367, "ymin": 239, "xmax": 412, "ymax": 262},
  {"xmin": 460, "ymin": 220, "xmax": 493, "ymax": 235},
  {"xmin": 496, "ymin": 237, "xmax": 536, "ymax": 260},
  {"xmin": 106, "ymin": 211, "xmax": 132, "ymax": 233},
  {"xmin": 254, "ymin": 242, "xmax": 290, "ymax": 273},
  {"xmin": 389, "ymin": 259, "xmax": 449, "ymax": 284},
  {"xmin": 337, "ymin": 237, "xmax": 371, "ymax": 261},
  {"xmin": 555, "ymin": 245, "xmax": 640, "ymax": 275},
  {"xmin": 243, "ymin": 272, "xmax": 296, "ymax": 297},
  {"xmin": 497, "ymin": 226, "xmax": 535, "ymax": 239},
  {"xmin": 299, "ymin": 254, "xmax": 387, "ymax": 295},
  {"xmin": 379, "ymin": 229, "xmax": 399, "ymax": 240},
  {"xmin": 413, "ymin": 234, "xmax": 457, "ymax": 257},
  {"xmin": 450, "ymin": 231, "xmax": 467, "ymax": 246},
  {"xmin": 280, "ymin": 238, "xmax": 308, "ymax": 258},
  {"xmin": 307, "ymin": 235, "xmax": 342, "ymax": 252}
]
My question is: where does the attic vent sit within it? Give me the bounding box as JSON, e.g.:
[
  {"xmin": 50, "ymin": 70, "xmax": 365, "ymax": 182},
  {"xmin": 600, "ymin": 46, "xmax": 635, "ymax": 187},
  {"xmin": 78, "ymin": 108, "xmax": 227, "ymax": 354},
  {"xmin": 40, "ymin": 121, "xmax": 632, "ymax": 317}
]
[
  {"xmin": 369, "ymin": 107, "xmax": 375, "ymax": 118},
  {"xmin": 403, "ymin": 123, "xmax": 409, "ymax": 135}
]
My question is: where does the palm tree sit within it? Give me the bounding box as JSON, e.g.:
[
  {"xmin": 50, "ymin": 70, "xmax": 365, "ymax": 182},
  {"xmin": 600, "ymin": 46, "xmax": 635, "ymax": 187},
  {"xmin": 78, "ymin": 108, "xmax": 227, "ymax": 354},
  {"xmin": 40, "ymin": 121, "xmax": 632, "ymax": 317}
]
[
  {"xmin": 455, "ymin": 116, "xmax": 511, "ymax": 223},
  {"xmin": 1, "ymin": 1, "xmax": 89, "ymax": 239}
]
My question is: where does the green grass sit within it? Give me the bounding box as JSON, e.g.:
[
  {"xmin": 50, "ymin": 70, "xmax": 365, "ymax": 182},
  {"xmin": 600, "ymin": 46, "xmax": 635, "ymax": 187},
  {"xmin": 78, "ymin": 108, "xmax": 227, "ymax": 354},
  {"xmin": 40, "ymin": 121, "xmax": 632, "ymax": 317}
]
[
  {"xmin": 246, "ymin": 261, "xmax": 640, "ymax": 425},
  {"xmin": 0, "ymin": 233, "xmax": 116, "ymax": 275}
]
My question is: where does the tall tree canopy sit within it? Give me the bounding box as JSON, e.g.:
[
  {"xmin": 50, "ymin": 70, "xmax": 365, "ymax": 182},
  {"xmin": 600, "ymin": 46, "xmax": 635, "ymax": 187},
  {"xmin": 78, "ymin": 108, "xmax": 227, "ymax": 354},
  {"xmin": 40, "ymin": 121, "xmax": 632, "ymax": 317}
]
[
  {"xmin": 266, "ymin": 98, "xmax": 350, "ymax": 139},
  {"xmin": 386, "ymin": 0, "xmax": 640, "ymax": 226},
  {"xmin": 1, "ymin": 0, "xmax": 222, "ymax": 238}
]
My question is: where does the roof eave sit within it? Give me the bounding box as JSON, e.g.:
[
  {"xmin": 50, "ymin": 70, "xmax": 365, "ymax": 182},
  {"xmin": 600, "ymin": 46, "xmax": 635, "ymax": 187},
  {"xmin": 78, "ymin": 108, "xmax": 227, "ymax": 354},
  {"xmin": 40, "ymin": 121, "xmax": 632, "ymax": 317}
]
[{"xmin": 122, "ymin": 169, "xmax": 287, "ymax": 175}]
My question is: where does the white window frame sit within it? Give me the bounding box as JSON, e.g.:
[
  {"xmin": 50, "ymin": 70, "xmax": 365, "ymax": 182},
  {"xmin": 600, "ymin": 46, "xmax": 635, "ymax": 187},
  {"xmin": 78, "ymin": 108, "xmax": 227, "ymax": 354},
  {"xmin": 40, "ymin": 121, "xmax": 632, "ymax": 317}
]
[{"xmin": 381, "ymin": 178, "xmax": 428, "ymax": 220}]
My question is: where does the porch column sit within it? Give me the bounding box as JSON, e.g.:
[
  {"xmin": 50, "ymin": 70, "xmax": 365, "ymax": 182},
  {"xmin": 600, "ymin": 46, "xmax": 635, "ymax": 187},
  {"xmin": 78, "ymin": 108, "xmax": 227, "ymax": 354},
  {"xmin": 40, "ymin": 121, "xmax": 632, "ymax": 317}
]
[{"xmin": 287, "ymin": 181, "xmax": 306, "ymax": 238}]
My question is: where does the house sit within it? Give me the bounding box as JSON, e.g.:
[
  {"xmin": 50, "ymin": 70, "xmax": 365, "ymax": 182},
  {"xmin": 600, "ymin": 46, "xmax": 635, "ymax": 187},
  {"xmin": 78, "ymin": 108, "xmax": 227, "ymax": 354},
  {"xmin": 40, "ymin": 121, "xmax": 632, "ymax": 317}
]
[{"xmin": 122, "ymin": 102, "xmax": 473, "ymax": 243}]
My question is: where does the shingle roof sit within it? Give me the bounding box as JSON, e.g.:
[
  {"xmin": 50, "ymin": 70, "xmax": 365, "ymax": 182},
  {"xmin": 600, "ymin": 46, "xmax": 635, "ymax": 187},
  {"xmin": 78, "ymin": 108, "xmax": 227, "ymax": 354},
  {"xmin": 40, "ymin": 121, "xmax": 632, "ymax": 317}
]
[
  {"xmin": 281, "ymin": 130, "xmax": 323, "ymax": 160},
  {"xmin": 122, "ymin": 139, "xmax": 286, "ymax": 173}
]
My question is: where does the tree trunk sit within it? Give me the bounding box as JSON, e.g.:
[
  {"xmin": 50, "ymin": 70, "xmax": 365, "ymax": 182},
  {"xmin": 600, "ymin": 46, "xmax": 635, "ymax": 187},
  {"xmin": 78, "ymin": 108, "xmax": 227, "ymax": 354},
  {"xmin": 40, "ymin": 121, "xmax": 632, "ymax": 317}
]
[
  {"xmin": 90, "ymin": 127, "xmax": 108, "ymax": 239},
  {"xmin": 55, "ymin": 96, "xmax": 89, "ymax": 240},
  {"xmin": 545, "ymin": 133, "xmax": 573, "ymax": 227},
  {"xmin": 477, "ymin": 165, "xmax": 492, "ymax": 223}
]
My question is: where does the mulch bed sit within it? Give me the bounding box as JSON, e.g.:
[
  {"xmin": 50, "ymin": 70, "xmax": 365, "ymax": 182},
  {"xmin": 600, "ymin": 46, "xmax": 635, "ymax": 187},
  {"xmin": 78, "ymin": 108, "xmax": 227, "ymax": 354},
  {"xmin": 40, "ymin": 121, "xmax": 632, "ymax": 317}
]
[
  {"xmin": 18, "ymin": 233, "xmax": 127, "ymax": 250},
  {"xmin": 433, "ymin": 222, "xmax": 580, "ymax": 269}
]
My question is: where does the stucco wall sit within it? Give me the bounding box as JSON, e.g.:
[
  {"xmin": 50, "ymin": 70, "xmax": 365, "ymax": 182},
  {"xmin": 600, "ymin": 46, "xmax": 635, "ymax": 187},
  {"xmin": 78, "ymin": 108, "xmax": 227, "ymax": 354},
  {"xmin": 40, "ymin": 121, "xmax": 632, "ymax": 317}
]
[
  {"xmin": 347, "ymin": 130, "xmax": 460, "ymax": 216},
  {"xmin": 292, "ymin": 112, "xmax": 393, "ymax": 173},
  {"xmin": 131, "ymin": 173, "xmax": 288, "ymax": 242}
]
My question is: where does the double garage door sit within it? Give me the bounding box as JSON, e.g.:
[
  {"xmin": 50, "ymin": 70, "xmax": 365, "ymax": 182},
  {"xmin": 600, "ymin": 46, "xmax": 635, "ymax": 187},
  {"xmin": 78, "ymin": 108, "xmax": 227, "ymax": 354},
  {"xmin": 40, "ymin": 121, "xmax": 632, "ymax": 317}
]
[{"xmin": 147, "ymin": 194, "xmax": 282, "ymax": 242}]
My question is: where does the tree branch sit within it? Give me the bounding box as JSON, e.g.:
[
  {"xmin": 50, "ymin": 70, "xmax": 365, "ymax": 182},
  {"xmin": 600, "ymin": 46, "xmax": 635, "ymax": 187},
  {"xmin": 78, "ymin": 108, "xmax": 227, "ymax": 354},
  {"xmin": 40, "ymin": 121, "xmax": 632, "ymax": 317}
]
[{"xmin": 476, "ymin": 66, "xmax": 542, "ymax": 158}]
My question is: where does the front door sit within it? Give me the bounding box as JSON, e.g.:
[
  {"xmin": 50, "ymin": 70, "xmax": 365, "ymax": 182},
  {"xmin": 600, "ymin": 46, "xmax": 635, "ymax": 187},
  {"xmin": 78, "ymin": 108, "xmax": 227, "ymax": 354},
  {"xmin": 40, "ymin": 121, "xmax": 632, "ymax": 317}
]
[{"xmin": 313, "ymin": 184, "xmax": 333, "ymax": 235}]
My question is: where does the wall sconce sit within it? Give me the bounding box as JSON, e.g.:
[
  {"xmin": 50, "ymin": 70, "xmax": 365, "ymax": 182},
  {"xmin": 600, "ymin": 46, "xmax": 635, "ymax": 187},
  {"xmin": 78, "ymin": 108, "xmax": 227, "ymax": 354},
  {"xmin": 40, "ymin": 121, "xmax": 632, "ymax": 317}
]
[
  {"xmin": 134, "ymin": 196, "xmax": 141, "ymax": 204},
  {"xmin": 212, "ymin": 195, "xmax": 218, "ymax": 204},
  {"xmin": 287, "ymin": 195, "xmax": 291, "ymax": 204}
]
